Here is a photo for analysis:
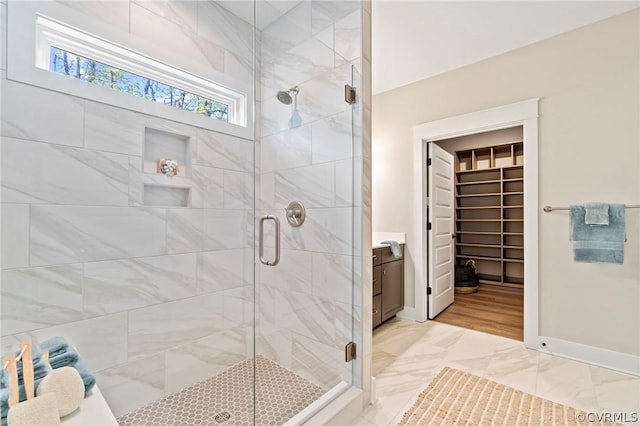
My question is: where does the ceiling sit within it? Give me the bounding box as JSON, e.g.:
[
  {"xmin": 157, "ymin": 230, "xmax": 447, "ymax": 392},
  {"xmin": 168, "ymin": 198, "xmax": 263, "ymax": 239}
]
[{"xmin": 372, "ymin": 1, "xmax": 640, "ymax": 95}]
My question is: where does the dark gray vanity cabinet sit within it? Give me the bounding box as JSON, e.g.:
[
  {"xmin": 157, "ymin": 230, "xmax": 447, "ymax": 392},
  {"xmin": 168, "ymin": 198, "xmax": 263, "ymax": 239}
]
[
  {"xmin": 372, "ymin": 265, "xmax": 383, "ymax": 328},
  {"xmin": 373, "ymin": 244, "xmax": 404, "ymax": 328}
]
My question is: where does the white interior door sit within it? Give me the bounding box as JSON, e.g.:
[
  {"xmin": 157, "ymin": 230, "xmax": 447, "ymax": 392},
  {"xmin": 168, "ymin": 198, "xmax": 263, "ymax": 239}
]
[{"xmin": 428, "ymin": 142, "xmax": 455, "ymax": 319}]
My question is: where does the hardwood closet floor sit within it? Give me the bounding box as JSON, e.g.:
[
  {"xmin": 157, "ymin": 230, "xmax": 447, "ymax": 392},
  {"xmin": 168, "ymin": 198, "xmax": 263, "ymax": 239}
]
[{"xmin": 433, "ymin": 284, "xmax": 524, "ymax": 341}]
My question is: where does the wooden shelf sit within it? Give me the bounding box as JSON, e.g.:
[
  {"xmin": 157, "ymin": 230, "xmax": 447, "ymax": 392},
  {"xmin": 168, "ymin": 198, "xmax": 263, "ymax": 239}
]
[
  {"xmin": 456, "ymin": 243, "xmax": 501, "ymax": 248},
  {"xmin": 455, "ymin": 139, "xmax": 525, "ymax": 288},
  {"xmin": 457, "ymin": 206, "xmax": 501, "ymax": 210},
  {"xmin": 457, "ymin": 254, "xmax": 502, "ymax": 262},
  {"xmin": 456, "ymin": 168, "xmax": 502, "ymax": 175},
  {"xmin": 456, "ymin": 180, "xmax": 501, "ymax": 186},
  {"xmin": 457, "ymin": 193, "xmax": 501, "ymax": 198}
]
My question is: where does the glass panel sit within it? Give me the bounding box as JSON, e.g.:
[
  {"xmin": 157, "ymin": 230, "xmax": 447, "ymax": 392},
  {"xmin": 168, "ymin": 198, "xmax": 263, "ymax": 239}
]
[
  {"xmin": 2, "ymin": 0, "xmax": 362, "ymax": 423},
  {"xmin": 48, "ymin": 46, "xmax": 230, "ymax": 121},
  {"xmin": 255, "ymin": 2, "xmax": 360, "ymax": 421}
]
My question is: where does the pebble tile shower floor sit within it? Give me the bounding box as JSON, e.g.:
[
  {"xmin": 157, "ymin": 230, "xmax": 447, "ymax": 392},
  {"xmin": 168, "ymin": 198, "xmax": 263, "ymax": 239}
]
[{"xmin": 117, "ymin": 356, "xmax": 325, "ymax": 426}]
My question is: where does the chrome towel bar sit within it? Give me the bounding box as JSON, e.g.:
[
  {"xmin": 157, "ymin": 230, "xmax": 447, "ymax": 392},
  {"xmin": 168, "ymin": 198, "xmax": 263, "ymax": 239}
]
[{"xmin": 543, "ymin": 205, "xmax": 640, "ymax": 212}]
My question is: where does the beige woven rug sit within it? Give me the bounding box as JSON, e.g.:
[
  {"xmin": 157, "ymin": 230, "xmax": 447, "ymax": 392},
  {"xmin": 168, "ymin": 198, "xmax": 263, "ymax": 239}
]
[{"xmin": 398, "ymin": 367, "xmax": 618, "ymax": 426}]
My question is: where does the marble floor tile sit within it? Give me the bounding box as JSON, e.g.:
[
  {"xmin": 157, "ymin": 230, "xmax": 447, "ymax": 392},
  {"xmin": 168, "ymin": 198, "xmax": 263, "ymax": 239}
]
[
  {"xmin": 372, "ymin": 351, "xmax": 397, "ymax": 377},
  {"xmin": 356, "ymin": 319, "xmax": 639, "ymax": 426},
  {"xmin": 590, "ymin": 364, "xmax": 640, "ymax": 414},
  {"xmin": 372, "ymin": 318, "xmax": 431, "ymax": 357},
  {"xmin": 536, "ymin": 353, "xmax": 600, "ymax": 412},
  {"xmin": 484, "ymin": 339, "xmax": 539, "ymax": 394}
]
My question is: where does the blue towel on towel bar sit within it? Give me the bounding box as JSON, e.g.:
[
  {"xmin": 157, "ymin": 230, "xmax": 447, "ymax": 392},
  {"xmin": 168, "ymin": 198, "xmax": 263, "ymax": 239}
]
[
  {"xmin": 584, "ymin": 202, "xmax": 610, "ymax": 225},
  {"xmin": 570, "ymin": 204, "xmax": 625, "ymax": 264}
]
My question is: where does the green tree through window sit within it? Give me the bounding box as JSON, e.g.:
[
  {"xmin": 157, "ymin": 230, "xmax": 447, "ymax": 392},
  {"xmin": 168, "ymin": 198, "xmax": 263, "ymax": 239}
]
[{"xmin": 49, "ymin": 46, "xmax": 229, "ymax": 122}]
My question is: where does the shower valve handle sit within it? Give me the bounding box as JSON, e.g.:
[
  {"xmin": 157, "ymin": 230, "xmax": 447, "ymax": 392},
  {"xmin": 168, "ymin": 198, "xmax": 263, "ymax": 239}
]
[{"xmin": 285, "ymin": 201, "xmax": 305, "ymax": 227}]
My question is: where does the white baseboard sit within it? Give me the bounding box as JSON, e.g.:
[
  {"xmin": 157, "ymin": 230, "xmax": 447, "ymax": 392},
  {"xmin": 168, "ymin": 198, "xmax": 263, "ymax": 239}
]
[
  {"xmin": 388, "ymin": 311, "xmax": 639, "ymax": 377},
  {"xmin": 537, "ymin": 336, "xmax": 640, "ymax": 377}
]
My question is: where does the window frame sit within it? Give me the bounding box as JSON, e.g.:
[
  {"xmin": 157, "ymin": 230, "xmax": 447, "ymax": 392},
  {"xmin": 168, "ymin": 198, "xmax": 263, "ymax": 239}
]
[{"xmin": 7, "ymin": 1, "xmax": 253, "ymax": 139}]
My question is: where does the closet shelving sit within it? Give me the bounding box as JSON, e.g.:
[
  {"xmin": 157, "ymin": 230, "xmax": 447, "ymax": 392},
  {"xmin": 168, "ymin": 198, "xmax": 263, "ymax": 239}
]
[{"xmin": 455, "ymin": 142, "xmax": 524, "ymax": 287}]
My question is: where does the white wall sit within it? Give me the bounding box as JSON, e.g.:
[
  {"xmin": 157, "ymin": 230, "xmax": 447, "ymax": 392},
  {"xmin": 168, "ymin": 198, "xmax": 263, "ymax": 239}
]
[{"xmin": 373, "ymin": 10, "xmax": 640, "ymax": 357}]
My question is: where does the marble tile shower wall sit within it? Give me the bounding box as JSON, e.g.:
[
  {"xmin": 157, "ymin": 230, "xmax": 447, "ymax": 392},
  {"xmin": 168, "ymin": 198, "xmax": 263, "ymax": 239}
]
[
  {"xmin": 257, "ymin": 0, "xmax": 364, "ymax": 391},
  {"xmin": 1, "ymin": 0, "xmax": 255, "ymax": 417}
]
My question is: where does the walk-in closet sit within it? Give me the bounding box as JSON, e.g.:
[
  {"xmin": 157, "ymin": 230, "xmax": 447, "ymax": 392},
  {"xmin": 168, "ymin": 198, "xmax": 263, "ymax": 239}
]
[{"xmin": 434, "ymin": 126, "xmax": 525, "ymax": 341}]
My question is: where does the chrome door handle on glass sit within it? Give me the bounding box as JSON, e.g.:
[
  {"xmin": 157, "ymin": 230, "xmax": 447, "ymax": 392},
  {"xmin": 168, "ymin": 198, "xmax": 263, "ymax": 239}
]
[{"xmin": 259, "ymin": 215, "xmax": 280, "ymax": 266}]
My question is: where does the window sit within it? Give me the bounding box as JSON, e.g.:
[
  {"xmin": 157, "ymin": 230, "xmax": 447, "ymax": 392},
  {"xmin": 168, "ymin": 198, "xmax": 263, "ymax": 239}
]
[
  {"xmin": 49, "ymin": 46, "xmax": 229, "ymax": 122},
  {"xmin": 34, "ymin": 15, "xmax": 246, "ymax": 127}
]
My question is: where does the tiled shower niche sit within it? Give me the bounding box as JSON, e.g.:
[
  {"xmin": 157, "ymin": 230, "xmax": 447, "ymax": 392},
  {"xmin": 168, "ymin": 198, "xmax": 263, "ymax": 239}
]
[
  {"xmin": 143, "ymin": 127, "xmax": 191, "ymax": 177},
  {"xmin": 142, "ymin": 127, "xmax": 193, "ymax": 207},
  {"xmin": 143, "ymin": 184, "xmax": 191, "ymax": 207}
]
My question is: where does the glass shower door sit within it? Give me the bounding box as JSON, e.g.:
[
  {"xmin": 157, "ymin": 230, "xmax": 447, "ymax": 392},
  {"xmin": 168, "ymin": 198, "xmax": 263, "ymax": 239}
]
[
  {"xmin": 1, "ymin": 0, "xmax": 363, "ymax": 423},
  {"xmin": 254, "ymin": 2, "xmax": 360, "ymax": 415}
]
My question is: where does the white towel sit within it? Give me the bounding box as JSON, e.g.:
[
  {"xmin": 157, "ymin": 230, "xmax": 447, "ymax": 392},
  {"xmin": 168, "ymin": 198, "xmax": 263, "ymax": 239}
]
[{"xmin": 380, "ymin": 240, "xmax": 402, "ymax": 258}]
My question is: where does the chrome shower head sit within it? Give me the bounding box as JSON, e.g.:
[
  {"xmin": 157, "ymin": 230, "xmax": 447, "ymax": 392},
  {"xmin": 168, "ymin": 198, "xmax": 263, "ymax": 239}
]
[
  {"xmin": 276, "ymin": 91, "xmax": 292, "ymax": 105},
  {"xmin": 276, "ymin": 86, "xmax": 299, "ymax": 105}
]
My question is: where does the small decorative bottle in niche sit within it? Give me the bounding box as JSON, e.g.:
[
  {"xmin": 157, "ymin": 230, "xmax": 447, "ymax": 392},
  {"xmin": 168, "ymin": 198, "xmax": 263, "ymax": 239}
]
[{"xmin": 157, "ymin": 158, "xmax": 179, "ymax": 176}]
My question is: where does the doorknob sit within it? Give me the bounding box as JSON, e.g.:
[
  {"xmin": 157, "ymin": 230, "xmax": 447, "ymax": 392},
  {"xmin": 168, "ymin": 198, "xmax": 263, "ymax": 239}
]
[{"xmin": 259, "ymin": 215, "xmax": 280, "ymax": 266}]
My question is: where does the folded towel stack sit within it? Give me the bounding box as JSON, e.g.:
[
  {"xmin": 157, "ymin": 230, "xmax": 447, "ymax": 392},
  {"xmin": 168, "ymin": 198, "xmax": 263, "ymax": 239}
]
[
  {"xmin": 73, "ymin": 359, "xmax": 96, "ymax": 394},
  {"xmin": 41, "ymin": 337, "xmax": 80, "ymax": 371},
  {"xmin": 39, "ymin": 337, "xmax": 92, "ymax": 395},
  {"xmin": 0, "ymin": 368, "xmax": 8, "ymax": 388},
  {"xmin": 0, "ymin": 387, "xmax": 8, "ymax": 421},
  {"xmin": 0, "ymin": 337, "xmax": 97, "ymax": 425}
]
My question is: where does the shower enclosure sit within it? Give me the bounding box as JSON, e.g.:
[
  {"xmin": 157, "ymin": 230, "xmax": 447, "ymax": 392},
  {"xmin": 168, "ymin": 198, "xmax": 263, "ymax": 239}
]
[{"xmin": 1, "ymin": 0, "xmax": 371, "ymax": 423}]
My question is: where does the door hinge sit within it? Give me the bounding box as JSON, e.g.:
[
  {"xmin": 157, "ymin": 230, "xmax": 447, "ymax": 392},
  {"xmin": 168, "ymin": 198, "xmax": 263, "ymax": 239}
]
[
  {"xmin": 427, "ymin": 287, "xmax": 432, "ymax": 295},
  {"xmin": 344, "ymin": 84, "xmax": 356, "ymax": 105},
  {"xmin": 427, "ymin": 222, "xmax": 432, "ymax": 230},
  {"xmin": 427, "ymin": 158, "xmax": 432, "ymax": 166},
  {"xmin": 452, "ymin": 233, "xmax": 457, "ymax": 239},
  {"xmin": 345, "ymin": 341, "xmax": 356, "ymax": 362}
]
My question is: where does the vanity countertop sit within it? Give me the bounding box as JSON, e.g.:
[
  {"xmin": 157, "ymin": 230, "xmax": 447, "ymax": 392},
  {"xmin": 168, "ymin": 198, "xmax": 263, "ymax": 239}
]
[{"xmin": 372, "ymin": 232, "xmax": 406, "ymax": 249}]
